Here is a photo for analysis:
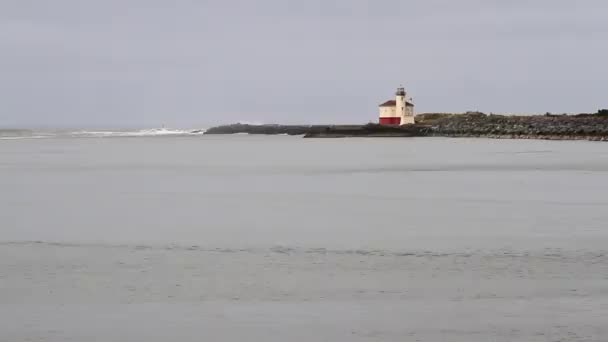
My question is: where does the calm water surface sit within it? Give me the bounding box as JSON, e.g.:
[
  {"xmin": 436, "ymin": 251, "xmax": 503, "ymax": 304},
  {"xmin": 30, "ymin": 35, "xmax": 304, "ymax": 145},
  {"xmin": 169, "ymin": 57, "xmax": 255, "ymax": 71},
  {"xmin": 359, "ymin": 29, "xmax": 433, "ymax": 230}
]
[
  {"xmin": 2, "ymin": 135, "xmax": 607, "ymax": 250},
  {"xmin": 1, "ymin": 135, "xmax": 608, "ymax": 341}
]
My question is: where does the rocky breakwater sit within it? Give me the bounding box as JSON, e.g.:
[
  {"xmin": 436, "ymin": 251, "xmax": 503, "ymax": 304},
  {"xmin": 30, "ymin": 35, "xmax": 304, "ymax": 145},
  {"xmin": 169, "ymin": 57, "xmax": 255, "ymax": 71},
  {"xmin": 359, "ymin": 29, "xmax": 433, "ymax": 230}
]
[
  {"xmin": 302, "ymin": 123, "xmax": 430, "ymax": 138},
  {"xmin": 422, "ymin": 111, "xmax": 608, "ymax": 141},
  {"xmin": 203, "ymin": 110, "xmax": 608, "ymax": 141},
  {"xmin": 203, "ymin": 124, "xmax": 328, "ymax": 136},
  {"xmin": 203, "ymin": 123, "xmax": 430, "ymax": 137}
]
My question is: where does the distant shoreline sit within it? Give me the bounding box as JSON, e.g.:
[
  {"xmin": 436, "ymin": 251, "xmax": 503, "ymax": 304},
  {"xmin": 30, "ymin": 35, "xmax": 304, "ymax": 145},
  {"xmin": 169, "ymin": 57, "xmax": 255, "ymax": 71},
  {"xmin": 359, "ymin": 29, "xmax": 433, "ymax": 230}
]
[{"xmin": 203, "ymin": 112, "xmax": 608, "ymax": 141}]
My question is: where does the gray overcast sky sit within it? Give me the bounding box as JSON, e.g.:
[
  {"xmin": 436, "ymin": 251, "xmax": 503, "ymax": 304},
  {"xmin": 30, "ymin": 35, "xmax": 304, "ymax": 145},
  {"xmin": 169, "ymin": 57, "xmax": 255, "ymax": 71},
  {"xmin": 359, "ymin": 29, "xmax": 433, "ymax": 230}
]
[{"xmin": 1, "ymin": 0, "xmax": 607, "ymax": 127}]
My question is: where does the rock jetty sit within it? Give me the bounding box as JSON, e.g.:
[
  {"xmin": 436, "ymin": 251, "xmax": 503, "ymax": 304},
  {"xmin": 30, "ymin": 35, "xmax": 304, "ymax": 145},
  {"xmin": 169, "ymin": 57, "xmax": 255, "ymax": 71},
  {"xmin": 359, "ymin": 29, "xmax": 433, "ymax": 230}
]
[
  {"xmin": 203, "ymin": 123, "xmax": 429, "ymax": 137},
  {"xmin": 422, "ymin": 111, "xmax": 608, "ymax": 141},
  {"xmin": 203, "ymin": 124, "xmax": 329, "ymax": 136},
  {"xmin": 203, "ymin": 111, "xmax": 608, "ymax": 141}
]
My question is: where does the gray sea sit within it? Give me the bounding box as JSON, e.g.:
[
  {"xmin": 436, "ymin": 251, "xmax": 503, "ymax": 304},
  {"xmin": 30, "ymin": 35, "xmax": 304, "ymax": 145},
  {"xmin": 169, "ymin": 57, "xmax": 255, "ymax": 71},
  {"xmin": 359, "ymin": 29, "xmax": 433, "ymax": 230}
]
[{"xmin": 1, "ymin": 130, "xmax": 608, "ymax": 341}]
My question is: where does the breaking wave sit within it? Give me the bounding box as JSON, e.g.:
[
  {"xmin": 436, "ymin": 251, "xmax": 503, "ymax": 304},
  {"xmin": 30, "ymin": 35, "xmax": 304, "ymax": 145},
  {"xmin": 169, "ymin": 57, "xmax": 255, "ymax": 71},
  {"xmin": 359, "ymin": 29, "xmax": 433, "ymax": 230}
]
[
  {"xmin": 72, "ymin": 128, "xmax": 204, "ymax": 138},
  {"xmin": 0, "ymin": 129, "xmax": 56, "ymax": 140},
  {"xmin": 0, "ymin": 135, "xmax": 52, "ymax": 140},
  {"xmin": 1, "ymin": 128, "xmax": 206, "ymax": 140}
]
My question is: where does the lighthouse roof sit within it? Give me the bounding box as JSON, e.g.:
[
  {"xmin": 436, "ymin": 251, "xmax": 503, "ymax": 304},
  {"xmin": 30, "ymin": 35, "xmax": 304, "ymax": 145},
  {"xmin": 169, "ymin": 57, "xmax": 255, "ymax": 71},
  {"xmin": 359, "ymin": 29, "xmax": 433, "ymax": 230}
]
[
  {"xmin": 379, "ymin": 99, "xmax": 415, "ymax": 107},
  {"xmin": 379, "ymin": 100, "xmax": 396, "ymax": 107}
]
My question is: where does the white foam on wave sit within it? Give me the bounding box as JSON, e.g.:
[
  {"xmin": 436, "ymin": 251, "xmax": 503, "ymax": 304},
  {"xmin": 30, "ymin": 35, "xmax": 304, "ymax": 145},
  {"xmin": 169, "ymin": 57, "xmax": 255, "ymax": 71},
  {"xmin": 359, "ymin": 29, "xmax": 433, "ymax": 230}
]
[
  {"xmin": 0, "ymin": 135, "xmax": 52, "ymax": 140},
  {"xmin": 73, "ymin": 128, "xmax": 204, "ymax": 138},
  {"xmin": 1, "ymin": 128, "xmax": 208, "ymax": 140}
]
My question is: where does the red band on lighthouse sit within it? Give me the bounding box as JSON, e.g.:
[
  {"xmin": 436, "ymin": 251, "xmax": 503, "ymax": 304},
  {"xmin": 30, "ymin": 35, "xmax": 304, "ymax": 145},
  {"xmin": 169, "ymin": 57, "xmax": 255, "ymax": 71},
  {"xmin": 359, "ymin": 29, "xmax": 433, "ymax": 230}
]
[{"xmin": 379, "ymin": 117, "xmax": 401, "ymax": 125}]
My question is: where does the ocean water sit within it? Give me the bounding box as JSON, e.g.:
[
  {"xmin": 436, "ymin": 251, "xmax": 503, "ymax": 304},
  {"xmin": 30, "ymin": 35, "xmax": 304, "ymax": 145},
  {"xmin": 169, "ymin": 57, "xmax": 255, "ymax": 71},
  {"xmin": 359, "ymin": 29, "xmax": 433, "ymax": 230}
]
[{"xmin": 1, "ymin": 133, "xmax": 608, "ymax": 341}]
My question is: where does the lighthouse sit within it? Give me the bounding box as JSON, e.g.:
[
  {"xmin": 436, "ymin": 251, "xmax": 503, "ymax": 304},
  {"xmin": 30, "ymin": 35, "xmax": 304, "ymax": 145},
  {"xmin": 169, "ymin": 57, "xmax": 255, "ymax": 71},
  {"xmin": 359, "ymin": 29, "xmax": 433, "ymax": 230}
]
[{"xmin": 378, "ymin": 86, "xmax": 415, "ymax": 125}]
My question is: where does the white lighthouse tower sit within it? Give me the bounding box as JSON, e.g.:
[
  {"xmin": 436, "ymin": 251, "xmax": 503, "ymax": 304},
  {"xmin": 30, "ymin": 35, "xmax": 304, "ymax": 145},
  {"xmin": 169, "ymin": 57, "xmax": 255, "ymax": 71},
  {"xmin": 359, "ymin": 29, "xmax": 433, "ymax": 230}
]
[
  {"xmin": 378, "ymin": 86, "xmax": 415, "ymax": 125},
  {"xmin": 395, "ymin": 87, "xmax": 407, "ymax": 123}
]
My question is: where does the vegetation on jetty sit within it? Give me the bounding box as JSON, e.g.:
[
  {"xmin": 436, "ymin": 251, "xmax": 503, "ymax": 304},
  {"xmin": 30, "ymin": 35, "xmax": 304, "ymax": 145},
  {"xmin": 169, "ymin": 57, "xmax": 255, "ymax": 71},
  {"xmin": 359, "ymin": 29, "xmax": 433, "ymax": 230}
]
[{"xmin": 203, "ymin": 110, "xmax": 608, "ymax": 141}]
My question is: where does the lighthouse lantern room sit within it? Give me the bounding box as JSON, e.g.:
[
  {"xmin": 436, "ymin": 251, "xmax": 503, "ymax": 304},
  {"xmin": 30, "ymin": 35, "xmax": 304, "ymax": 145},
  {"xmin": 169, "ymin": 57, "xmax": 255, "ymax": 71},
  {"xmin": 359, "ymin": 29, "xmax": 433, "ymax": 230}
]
[{"xmin": 378, "ymin": 87, "xmax": 415, "ymax": 125}]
